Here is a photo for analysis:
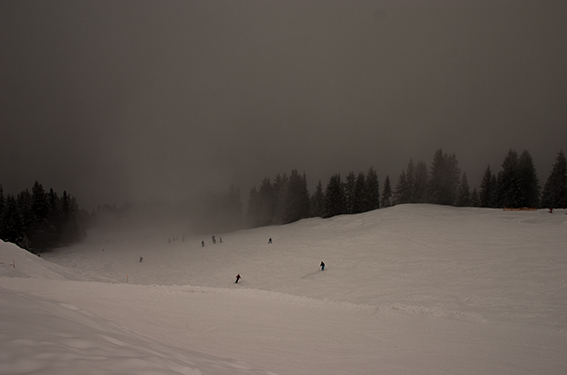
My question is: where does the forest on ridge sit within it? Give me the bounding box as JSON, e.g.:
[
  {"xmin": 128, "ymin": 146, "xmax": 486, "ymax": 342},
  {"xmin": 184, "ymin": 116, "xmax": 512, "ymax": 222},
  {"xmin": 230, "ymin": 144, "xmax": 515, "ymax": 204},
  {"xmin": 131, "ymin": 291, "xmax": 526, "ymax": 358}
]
[{"xmin": 1, "ymin": 148, "xmax": 566, "ymax": 253}]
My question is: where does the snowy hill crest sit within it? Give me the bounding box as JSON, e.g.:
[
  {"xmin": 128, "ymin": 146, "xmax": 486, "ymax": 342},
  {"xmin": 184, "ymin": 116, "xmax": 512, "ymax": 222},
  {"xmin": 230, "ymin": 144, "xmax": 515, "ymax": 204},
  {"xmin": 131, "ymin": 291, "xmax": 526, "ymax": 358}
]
[{"xmin": 2, "ymin": 205, "xmax": 567, "ymax": 375}]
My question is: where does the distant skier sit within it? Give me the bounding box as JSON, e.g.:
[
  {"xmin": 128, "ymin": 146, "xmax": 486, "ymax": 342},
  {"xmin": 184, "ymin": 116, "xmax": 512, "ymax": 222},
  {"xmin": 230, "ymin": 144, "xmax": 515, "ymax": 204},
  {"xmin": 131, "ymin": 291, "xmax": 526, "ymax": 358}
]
[
  {"xmin": 139, "ymin": 257, "xmax": 143, "ymax": 262},
  {"xmin": 212, "ymin": 235, "xmax": 216, "ymax": 244},
  {"xmin": 219, "ymin": 237, "xmax": 223, "ymax": 243},
  {"xmin": 320, "ymin": 261, "xmax": 325, "ymax": 271},
  {"xmin": 201, "ymin": 240, "xmax": 205, "ymax": 247},
  {"xmin": 268, "ymin": 238, "xmax": 272, "ymax": 244},
  {"xmin": 235, "ymin": 274, "xmax": 241, "ymax": 283}
]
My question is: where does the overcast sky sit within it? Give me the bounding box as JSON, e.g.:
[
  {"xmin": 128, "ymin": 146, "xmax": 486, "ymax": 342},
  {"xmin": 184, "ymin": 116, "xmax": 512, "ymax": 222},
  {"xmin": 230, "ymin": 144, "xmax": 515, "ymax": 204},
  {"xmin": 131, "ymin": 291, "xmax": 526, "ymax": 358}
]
[{"xmin": 1, "ymin": 0, "xmax": 566, "ymax": 210}]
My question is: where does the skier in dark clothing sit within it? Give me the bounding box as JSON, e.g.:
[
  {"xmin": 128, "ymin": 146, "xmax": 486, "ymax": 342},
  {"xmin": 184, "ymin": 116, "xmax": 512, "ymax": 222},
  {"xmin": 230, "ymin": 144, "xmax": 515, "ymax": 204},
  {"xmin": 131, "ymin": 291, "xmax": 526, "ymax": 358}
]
[
  {"xmin": 235, "ymin": 274, "xmax": 241, "ymax": 283},
  {"xmin": 320, "ymin": 261, "xmax": 325, "ymax": 271}
]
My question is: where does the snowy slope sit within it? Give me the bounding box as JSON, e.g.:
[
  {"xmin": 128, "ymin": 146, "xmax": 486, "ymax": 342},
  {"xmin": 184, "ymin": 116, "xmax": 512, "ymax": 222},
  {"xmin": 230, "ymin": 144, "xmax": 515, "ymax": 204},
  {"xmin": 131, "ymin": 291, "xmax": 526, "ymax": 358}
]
[{"xmin": 2, "ymin": 204, "xmax": 567, "ymax": 375}]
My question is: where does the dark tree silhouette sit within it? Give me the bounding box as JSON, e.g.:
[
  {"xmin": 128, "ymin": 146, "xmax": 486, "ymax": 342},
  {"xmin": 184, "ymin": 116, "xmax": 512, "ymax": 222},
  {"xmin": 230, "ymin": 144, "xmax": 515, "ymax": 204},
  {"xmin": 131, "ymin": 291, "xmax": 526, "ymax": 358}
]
[
  {"xmin": 541, "ymin": 150, "xmax": 567, "ymax": 208},
  {"xmin": 381, "ymin": 175, "xmax": 392, "ymax": 208},
  {"xmin": 364, "ymin": 167, "xmax": 380, "ymax": 211},
  {"xmin": 324, "ymin": 174, "xmax": 344, "ymax": 218}
]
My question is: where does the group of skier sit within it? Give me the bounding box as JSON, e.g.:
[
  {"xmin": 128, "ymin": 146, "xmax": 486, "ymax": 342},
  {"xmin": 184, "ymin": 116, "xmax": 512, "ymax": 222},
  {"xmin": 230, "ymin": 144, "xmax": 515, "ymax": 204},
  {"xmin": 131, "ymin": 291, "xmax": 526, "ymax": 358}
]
[
  {"xmin": 202, "ymin": 235, "xmax": 223, "ymax": 247},
  {"xmin": 235, "ymin": 261, "xmax": 325, "ymax": 283},
  {"xmin": 234, "ymin": 242, "xmax": 325, "ymax": 283},
  {"xmin": 143, "ymin": 236, "xmax": 326, "ymax": 284}
]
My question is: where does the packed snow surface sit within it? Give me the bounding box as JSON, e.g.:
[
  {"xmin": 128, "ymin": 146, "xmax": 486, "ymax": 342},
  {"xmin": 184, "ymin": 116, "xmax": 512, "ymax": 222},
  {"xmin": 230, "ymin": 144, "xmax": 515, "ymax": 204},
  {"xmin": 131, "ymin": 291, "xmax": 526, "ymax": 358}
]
[{"xmin": 2, "ymin": 204, "xmax": 567, "ymax": 374}]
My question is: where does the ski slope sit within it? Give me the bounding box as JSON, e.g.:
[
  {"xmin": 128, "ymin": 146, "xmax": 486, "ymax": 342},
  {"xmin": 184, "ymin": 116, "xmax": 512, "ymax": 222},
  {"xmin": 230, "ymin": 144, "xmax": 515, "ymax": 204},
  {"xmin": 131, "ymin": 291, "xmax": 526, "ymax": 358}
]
[{"xmin": 2, "ymin": 204, "xmax": 567, "ymax": 374}]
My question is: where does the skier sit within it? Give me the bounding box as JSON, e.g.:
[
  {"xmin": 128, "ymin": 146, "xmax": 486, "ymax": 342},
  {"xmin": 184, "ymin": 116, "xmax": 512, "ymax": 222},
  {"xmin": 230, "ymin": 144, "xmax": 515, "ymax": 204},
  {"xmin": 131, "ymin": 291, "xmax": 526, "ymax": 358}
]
[
  {"xmin": 139, "ymin": 257, "xmax": 143, "ymax": 262},
  {"xmin": 201, "ymin": 240, "xmax": 205, "ymax": 247},
  {"xmin": 219, "ymin": 237, "xmax": 223, "ymax": 243},
  {"xmin": 212, "ymin": 235, "xmax": 216, "ymax": 244},
  {"xmin": 320, "ymin": 261, "xmax": 325, "ymax": 271},
  {"xmin": 268, "ymin": 238, "xmax": 272, "ymax": 244},
  {"xmin": 235, "ymin": 274, "xmax": 241, "ymax": 283}
]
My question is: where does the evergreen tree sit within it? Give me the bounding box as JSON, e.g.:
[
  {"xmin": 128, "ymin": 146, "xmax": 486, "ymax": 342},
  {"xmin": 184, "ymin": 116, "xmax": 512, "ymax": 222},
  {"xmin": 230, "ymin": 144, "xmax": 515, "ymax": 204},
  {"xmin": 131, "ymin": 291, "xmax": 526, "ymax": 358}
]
[
  {"xmin": 246, "ymin": 178, "xmax": 275, "ymax": 227},
  {"xmin": 427, "ymin": 149, "xmax": 461, "ymax": 205},
  {"xmin": 454, "ymin": 173, "xmax": 471, "ymax": 207},
  {"xmin": 0, "ymin": 186, "xmax": 4, "ymax": 236},
  {"xmin": 276, "ymin": 170, "xmax": 310, "ymax": 224},
  {"xmin": 343, "ymin": 172, "xmax": 356, "ymax": 214},
  {"xmin": 541, "ymin": 150, "xmax": 567, "ymax": 208},
  {"xmin": 517, "ymin": 150, "xmax": 539, "ymax": 208},
  {"xmin": 32, "ymin": 182, "xmax": 49, "ymax": 224},
  {"xmin": 394, "ymin": 170, "xmax": 409, "ymax": 205},
  {"xmin": 17, "ymin": 190, "xmax": 34, "ymax": 246},
  {"xmin": 48, "ymin": 188, "xmax": 62, "ymax": 245},
  {"xmin": 246, "ymin": 186, "xmax": 260, "ymax": 227},
  {"xmin": 1, "ymin": 195, "xmax": 24, "ymax": 245},
  {"xmin": 352, "ymin": 172, "xmax": 366, "ymax": 214},
  {"xmin": 0, "ymin": 183, "xmax": 86, "ymax": 251},
  {"xmin": 257, "ymin": 178, "xmax": 275, "ymax": 226},
  {"xmin": 59, "ymin": 191, "xmax": 84, "ymax": 245},
  {"xmin": 324, "ymin": 174, "xmax": 344, "ymax": 218},
  {"xmin": 497, "ymin": 149, "xmax": 522, "ymax": 208},
  {"xmin": 299, "ymin": 172, "xmax": 311, "ymax": 219},
  {"xmin": 0, "ymin": 186, "xmax": 4, "ymax": 218},
  {"xmin": 272, "ymin": 173, "xmax": 289, "ymax": 223},
  {"xmin": 364, "ymin": 166, "xmax": 380, "ymax": 211},
  {"xmin": 489, "ymin": 175, "xmax": 498, "ymax": 207},
  {"xmin": 470, "ymin": 188, "xmax": 480, "ymax": 207},
  {"xmin": 30, "ymin": 181, "xmax": 53, "ymax": 251},
  {"xmin": 413, "ymin": 161, "xmax": 429, "ymax": 203},
  {"xmin": 479, "ymin": 166, "xmax": 495, "ymax": 207},
  {"xmin": 381, "ymin": 175, "xmax": 392, "ymax": 208},
  {"xmin": 310, "ymin": 180, "xmax": 325, "ymax": 217},
  {"xmin": 405, "ymin": 159, "xmax": 416, "ymax": 202}
]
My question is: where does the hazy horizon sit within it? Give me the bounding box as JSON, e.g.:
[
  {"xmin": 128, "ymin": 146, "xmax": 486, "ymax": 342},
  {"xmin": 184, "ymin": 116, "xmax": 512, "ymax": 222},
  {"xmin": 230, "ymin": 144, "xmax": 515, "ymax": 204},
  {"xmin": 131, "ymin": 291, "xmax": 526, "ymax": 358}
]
[{"xmin": 2, "ymin": 0, "xmax": 566, "ymax": 210}]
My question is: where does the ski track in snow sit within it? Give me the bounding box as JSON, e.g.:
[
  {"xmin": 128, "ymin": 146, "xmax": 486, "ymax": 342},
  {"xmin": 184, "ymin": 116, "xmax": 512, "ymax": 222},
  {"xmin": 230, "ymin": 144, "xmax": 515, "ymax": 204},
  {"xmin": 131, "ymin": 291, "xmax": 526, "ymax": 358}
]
[{"xmin": 2, "ymin": 204, "xmax": 567, "ymax": 375}]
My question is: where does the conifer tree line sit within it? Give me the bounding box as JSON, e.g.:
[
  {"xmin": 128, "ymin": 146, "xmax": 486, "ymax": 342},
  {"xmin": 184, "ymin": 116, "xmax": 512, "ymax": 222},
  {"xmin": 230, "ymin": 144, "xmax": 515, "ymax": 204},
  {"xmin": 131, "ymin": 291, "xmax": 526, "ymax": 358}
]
[
  {"xmin": 246, "ymin": 149, "xmax": 567, "ymax": 228},
  {"xmin": 246, "ymin": 167, "xmax": 379, "ymax": 227},
  {"xmin": 0, "ymin": 182, "xmax": 86, "ymax": 253},
  {"xmin": 2, "ymin": 149, "xmax": 565, "ymax": 248}
]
